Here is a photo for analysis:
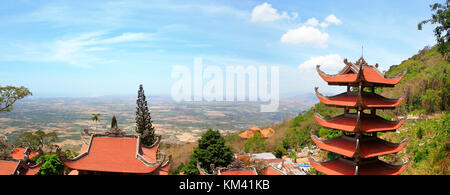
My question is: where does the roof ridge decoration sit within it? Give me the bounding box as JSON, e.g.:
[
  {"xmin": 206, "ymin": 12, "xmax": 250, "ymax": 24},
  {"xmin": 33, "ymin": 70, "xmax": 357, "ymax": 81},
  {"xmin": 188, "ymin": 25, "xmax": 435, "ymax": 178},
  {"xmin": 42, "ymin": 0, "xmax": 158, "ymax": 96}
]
[{"xmin": 317, "ymin": 58, "xmax": 407, "ymax": 87}]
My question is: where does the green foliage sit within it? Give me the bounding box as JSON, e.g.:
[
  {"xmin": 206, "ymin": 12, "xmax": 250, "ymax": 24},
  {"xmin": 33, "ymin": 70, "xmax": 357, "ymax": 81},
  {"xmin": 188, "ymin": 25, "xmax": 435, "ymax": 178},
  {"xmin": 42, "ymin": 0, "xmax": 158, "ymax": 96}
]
[
  {"xmin": 274, "ymin": 143, "xmax": 287, "ymax": 158},
  {"xmin": 421, "ymin": 89, "xmax": 441, "ymax": 113},
  {"xmin": 418, "ymin": 1, "xmax": 450, "ymax": 60},
  {"xmin": 0, "ymin": 85, "xmax": 32, "ymax": 113},
  {"xmin": 36, "ymin": 154, "xmax": 65, "ymax": 175},
  {"xmin": 135, "ymin": 84, "xmax": 156, "ymax": 146},
  {"xmin": 16, "ymin": 130, "xmax": 58, "ymax": 152},
  {"xmin": 111, "ymin": 115, "xmax": 118, "ymax": 129},
  {"xmin": 400, "ymin": 112, "xmax": 449, "ymax": 174},
  {"xmin": 185, "ymin": 129, "xmax": 234, "ymax": 174},
  {"xmin": 181, "ymin": 160, "xmax": 199, "ymax": 175},
  {"xmin": 244, "ymin": 132, "xmax": 266, "ymax": 153}
]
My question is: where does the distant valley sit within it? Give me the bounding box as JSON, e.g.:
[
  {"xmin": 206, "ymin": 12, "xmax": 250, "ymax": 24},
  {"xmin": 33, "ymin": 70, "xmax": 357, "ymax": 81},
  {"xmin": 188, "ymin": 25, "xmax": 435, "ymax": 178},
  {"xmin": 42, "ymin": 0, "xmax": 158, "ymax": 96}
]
[{"xmin": 0, "ymin": 95, "xmax": 316, "ymax": 151}]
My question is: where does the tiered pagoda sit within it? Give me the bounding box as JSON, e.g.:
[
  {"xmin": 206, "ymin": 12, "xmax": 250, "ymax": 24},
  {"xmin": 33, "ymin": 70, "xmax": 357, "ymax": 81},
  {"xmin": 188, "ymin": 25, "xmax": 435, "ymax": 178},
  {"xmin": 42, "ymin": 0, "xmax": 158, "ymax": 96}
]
[
  {"xmin": 309, "ymin": 57, "xmax": 410, "ymax": 175},
  {"xmin": 57, "ymin": 124, "xmax": 171, "ymax": 175}
]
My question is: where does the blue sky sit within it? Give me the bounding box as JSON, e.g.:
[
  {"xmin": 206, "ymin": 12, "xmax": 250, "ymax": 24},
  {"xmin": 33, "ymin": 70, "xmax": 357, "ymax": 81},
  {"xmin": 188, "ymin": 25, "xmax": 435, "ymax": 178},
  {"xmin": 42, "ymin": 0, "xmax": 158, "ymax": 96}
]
[{"xmin": 0, "ymin": 0, "xmax": 440, "ymax": 98}]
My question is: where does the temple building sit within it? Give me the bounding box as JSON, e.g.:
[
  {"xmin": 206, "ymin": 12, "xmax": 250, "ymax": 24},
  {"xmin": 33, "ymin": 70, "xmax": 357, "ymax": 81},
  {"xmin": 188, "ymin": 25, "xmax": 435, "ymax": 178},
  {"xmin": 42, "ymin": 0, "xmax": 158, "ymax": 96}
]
[
  {"xmin": 10, "ymin": 146, "xmax": 40, "ymax": 160},
  {"xmin": 239, "ymin": 126, "xmax": 275, "ymax": 139},
  {"xmin": 0, "ymin": 147, "xmax": 43, "ymax": 175},
  {"xmin": 309, "ymin": 57, "xmax": 410, "ymax": 175},
  {"xmin": 197, "ymin": 159, "xmax": 258, "ymax": 175},
  {"xmin": 57, "ymin": 125, "xmax": 171, "ymax": 175}
]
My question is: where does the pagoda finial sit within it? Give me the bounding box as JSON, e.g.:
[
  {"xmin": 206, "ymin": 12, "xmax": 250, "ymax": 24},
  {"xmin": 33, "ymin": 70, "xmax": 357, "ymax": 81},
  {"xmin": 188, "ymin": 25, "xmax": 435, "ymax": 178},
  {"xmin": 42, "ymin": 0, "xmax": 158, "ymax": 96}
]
[{"xmin": 361, "ymin": 45, "xmax": 364, "ymax": 58}]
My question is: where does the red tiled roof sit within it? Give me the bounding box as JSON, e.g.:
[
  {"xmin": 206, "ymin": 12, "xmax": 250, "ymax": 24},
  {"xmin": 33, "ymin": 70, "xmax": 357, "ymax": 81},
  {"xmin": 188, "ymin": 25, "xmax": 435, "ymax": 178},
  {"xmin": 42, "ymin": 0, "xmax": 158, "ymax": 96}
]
[
  {"xmin": 0, "ymin": 160, "xmax": 19, "ymax": 175},
  {"xmin": 309, "ymin": 157, "xmax": 408, "ymax": 175},
  {"xmin": 61, "ymin": 136, "xmax": 161, "ymax": 174},
  {"xmin": 23, "ymin": 164, "xmax": 42, "ymax": 175},
  {"xmin": 219, "ymin": 169, "xmax": 257, "ymax": 175},
  {"xmin": 316, "ymin": 90, "xmax": 405, "ymax": 109},
  {"xmin": 10, "ymin": 147, "xmax": 39, "ymax": 160},
  {"xmin": 317, "ymin": 65, "xmax": 405, "ymax": 86},
  {"xmin": 262, "ymin": 166, "xmax": 284, "ymax": 175},
  {"xmin": 311, "ymin": 135, "xmax": 409, "ymax": 158},
  {"xmin": 314, "ymin": 113, "xmax": 406, "ymax": 133}
]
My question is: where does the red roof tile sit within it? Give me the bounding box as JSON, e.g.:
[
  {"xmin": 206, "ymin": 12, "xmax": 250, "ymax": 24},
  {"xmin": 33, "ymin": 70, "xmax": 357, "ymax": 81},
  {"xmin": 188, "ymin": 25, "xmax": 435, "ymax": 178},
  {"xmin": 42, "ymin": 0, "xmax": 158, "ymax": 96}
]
[
  {"xmin": 0, "ymin": 160, "xmax": 19, "ymax": 175},
  {"xmin": 314, "ymin": 113, "xmax": 406, "ymax": 133},
  {"xmin": 311, "ymin": 135, "xmax": 409, "ymax": 158},
  {"xmin": 61, "ymin": 136, "xmax": 161, "ymax": 174},
  {"xmin": 309, "ymin": 157, "xmax": 408, "ymax": 175}
]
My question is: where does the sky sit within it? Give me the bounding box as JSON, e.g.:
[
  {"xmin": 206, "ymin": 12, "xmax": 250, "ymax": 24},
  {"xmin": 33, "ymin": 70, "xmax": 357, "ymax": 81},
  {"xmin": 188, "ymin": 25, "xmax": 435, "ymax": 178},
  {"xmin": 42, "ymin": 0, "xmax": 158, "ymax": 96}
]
[{"xmin": 0, "ymin": 0, "xmax": 440, "ymax": 98}]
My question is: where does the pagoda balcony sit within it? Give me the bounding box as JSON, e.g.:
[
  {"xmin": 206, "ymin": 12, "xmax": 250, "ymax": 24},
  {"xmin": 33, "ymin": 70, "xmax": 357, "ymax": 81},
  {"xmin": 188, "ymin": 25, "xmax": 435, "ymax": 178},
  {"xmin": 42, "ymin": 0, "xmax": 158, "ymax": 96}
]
[
  {"xmin": 313, "ymin": 112, "xmax": 407, "ymax": 133},
  {"xmin": 315, "ymin": 87, "xmax": 405, "ymax": 109},
  {"xmin": 308, "ymin": 157, "xmax": 409, "ymax": 175},
  {"xmin": 310, "ymin": 133, "xmax": 409, "ymax": 158}
]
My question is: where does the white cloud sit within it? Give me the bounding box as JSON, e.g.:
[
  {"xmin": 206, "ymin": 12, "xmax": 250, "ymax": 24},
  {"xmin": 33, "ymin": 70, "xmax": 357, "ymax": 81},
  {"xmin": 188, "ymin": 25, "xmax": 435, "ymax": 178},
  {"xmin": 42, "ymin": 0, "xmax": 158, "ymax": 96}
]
[
  {"xmin": 325, "ymin": 14, "xmax": 342, "ymax": 25},
  {"xmin": 250, "ymin": 2, "xmax": 296, "ymax": 22},
  {"xmin": 280, "ymin": 26, "xmax": 329, "ymax": 48},
  {"xmin": 298, "ymin": 54, "xmax": 344, "ymax": 73},
  {"xmin": 49, "ymin": 32, "xmax": 152, "ymax": 67},
  {"xmin": 304, "ymin": 18, "xmax": 319, "ymax": 26}
]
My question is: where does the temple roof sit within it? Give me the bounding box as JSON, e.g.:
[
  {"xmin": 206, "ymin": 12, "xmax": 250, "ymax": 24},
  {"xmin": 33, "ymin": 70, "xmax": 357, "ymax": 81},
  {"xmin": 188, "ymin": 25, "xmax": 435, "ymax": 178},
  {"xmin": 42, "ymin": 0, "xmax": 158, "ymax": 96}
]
[
  {"xmin": 311, "ymin": 134, "xmax": 409, "ymax": 158},
  {"xmin": 315, "ymin": 87, "xmax": 405, "ymax": 109},
  {"xmin": 314, "ymin": 112, "xmax": 406, "ymax": 133},
  {"xmin": 58, "ymin": 133, "xmax": 165, "ymax": 174},
  {"xmin": 309, "ymin": 157, "xmax": 409, "ymax": 175},
  {"xmin": 0, "ymin": 156, "xmax": 44, "ymax": 175},
  {"xmin": 10, "ymin": 147, "xmax": 39, "ymax": 160},
  {"xmin": 0, "ymin": 160, "xmax": 20, "ymax": 175},
  {"xmin": 316, "ymin": 57, "xmax": 406, "ymax": 87}
]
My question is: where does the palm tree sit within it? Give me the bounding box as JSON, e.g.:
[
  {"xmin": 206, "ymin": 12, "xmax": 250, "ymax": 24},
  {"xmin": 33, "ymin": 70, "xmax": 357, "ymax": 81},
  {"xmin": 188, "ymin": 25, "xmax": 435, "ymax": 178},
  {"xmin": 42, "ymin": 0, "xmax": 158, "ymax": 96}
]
[{"xmin": 91, "ymin": 113, "xmax": 100, "ymax": 122}]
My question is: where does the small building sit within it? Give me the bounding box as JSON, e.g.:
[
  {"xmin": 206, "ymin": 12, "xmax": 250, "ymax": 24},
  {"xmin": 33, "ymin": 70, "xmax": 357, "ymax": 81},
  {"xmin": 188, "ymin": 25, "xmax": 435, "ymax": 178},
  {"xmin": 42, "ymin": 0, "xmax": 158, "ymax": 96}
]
[
  {"xmin": 10, "ymin": 146, "xmax": 40, "ymax": 160},
  {"xmin": 197, "ymin": 159, "xmax": 258, "ymax": 175},
  {"xmin": 235, "ymin": 153, "xmax": 308, "ymax": 175},
  {"xmin": 238, "ymin": 126, "xmax": 275, "ymax": 139},
  {"xmin": 0, "ymin": 148, "xmax": 43, "ymax": 175},
  {"xmin": 57, "ymin": 126, "xmax": 171, "ymax": 175}
]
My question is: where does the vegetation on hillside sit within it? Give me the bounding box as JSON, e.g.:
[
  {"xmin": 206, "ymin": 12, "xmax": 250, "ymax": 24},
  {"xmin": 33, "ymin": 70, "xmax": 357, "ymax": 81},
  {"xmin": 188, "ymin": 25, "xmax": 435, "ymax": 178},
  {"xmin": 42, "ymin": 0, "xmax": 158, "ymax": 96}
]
[{"xmin": 177, "ymin": 129, "xmax": 234, "ymax": 175}]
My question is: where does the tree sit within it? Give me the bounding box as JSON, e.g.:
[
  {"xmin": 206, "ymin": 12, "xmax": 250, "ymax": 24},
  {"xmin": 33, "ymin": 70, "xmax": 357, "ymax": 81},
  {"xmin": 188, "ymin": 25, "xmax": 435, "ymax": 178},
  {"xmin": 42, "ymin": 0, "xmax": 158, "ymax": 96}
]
[
  {"xmin": 16, "ymin": 130, "xmax": 58, "ymax": 152},
  {"xmin": 418, "ymin": 0, "xmax": 450, "ymax": 60},
  {"xmin": 187, "ymin": 129, "xmax": 233, "ymax": 174},
  {"xmin": 135, "ymin": 84, "xmax": 156, "ymax": 146},
  {"xmin": 111, "ymin": 115, "xmax": 118, "ymax": 129},
  {"xmin": 0, "ymin": 85, "xmax": 32, "ymax": 113},
  {"xmin": 36, "ymin": 154, "xmax": 65, "ymax": 175},
  {"xmin": 274, "ymin": 143, "xmax": 287, "ymax": 158},
  {"xmin": 244, "ymin": 132, "xmax": 266, "ymax": 153}
]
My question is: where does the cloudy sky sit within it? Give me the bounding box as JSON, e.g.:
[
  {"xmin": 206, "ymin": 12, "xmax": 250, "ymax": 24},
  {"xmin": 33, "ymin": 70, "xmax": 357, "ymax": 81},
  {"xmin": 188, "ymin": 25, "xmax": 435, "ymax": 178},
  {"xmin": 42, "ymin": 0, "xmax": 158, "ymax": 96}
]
[{"xmin": 0, "ymin": 0, "xmax": 439, "ymax": 98}]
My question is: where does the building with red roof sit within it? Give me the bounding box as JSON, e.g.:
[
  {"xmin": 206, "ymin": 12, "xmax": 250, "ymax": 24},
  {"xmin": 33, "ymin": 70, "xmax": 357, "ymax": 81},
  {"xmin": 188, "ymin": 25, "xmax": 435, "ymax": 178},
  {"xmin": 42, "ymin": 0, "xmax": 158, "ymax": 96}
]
[
  {"xmin": 57, "ymin": 126, "xmax": 171, "ymax": 175},
  {"xmin": 0, "ymin": 149, "xmax": 43, "ymax": 175},
  {"xmin": 238, "ymin": 126, "xmax": 275, "ymax": 139},
  {"xmin": 10, "ymin": 146, "xmax": 40, "ymax": 160},
  {"xmin": 197, "ymin": 159, "xmax": 258, "ymax": 175},
  {"xmin": 310, "ymin": 57, "xmax": 410, "ymax": 175}
]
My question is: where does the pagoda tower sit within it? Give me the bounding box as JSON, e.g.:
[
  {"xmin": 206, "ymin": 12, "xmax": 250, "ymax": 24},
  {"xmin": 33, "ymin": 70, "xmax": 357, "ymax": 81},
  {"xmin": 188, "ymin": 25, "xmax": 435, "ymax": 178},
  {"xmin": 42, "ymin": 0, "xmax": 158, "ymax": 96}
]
[{"xmin": 308, "ymin": 57, "xmax": 410, "ymax": 175}]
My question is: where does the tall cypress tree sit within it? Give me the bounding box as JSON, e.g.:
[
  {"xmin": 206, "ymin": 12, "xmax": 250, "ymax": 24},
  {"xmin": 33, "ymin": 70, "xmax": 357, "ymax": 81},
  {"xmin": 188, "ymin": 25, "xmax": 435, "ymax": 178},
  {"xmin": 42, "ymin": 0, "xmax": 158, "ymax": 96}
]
[{"xmin": 135, "ymin": 84, "xmax": 156, "ymax": 145}]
